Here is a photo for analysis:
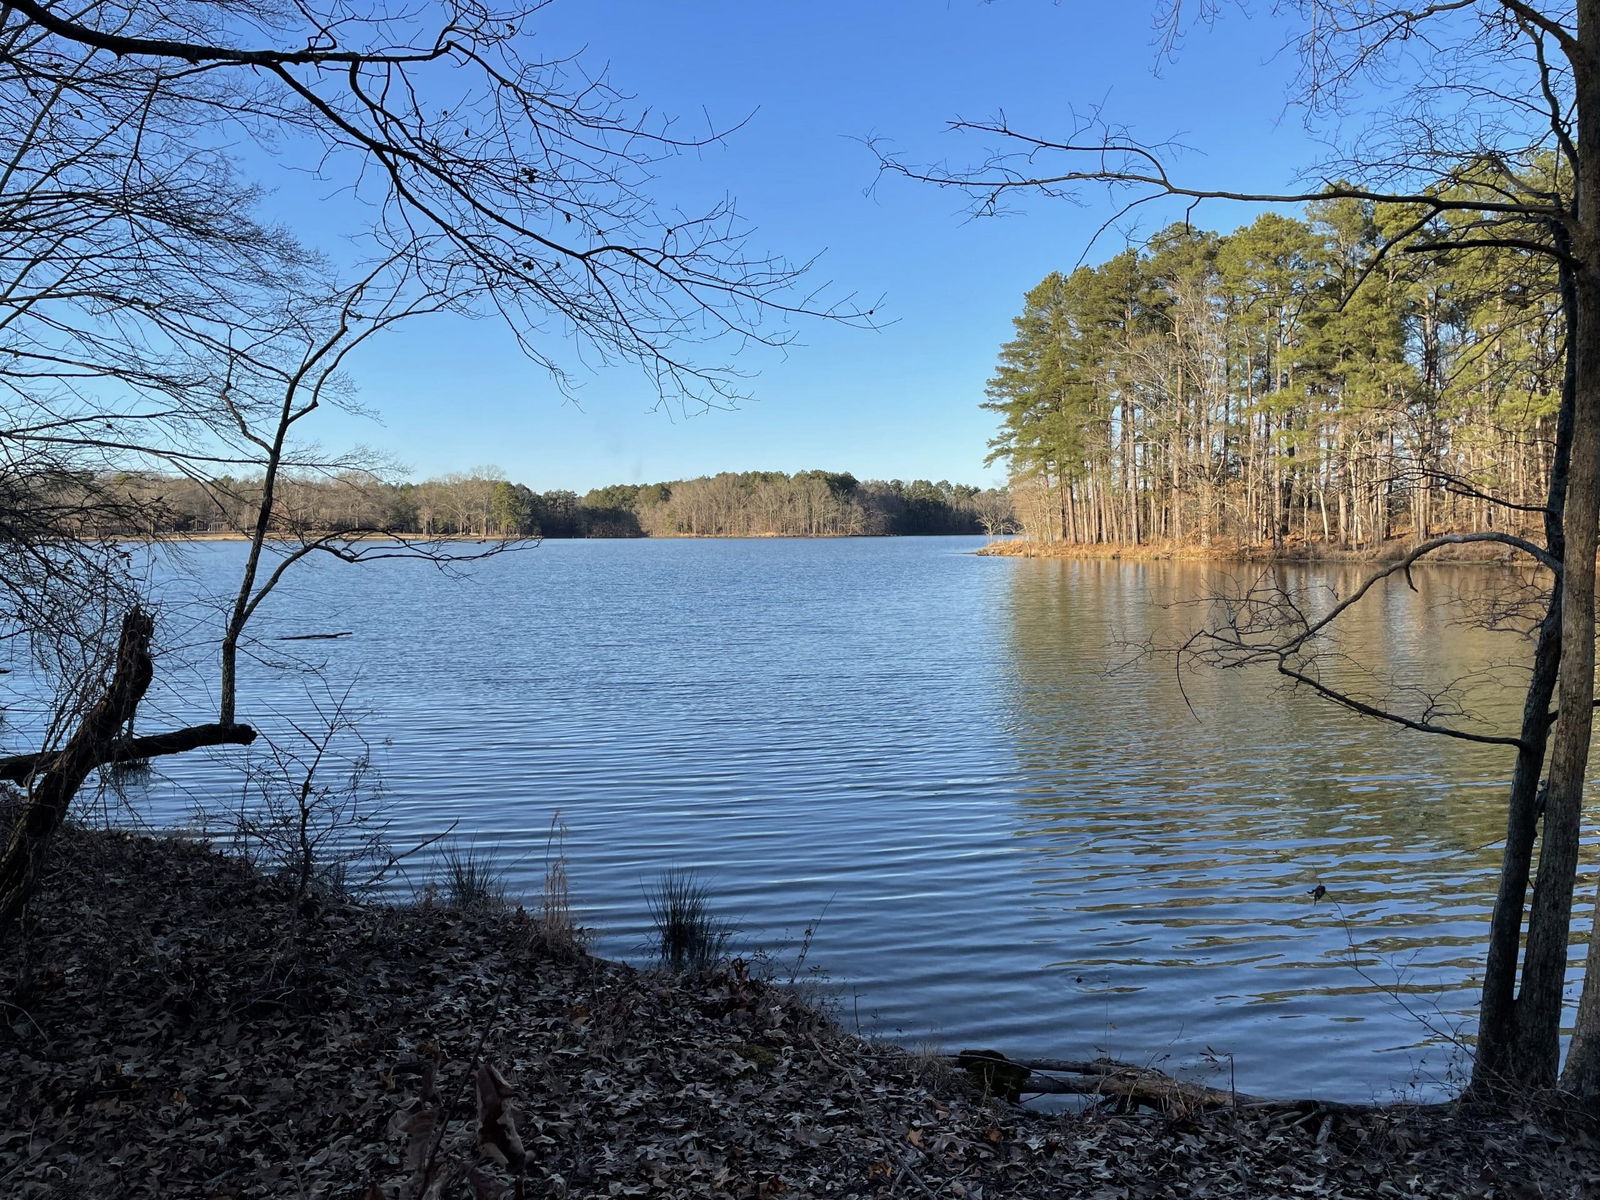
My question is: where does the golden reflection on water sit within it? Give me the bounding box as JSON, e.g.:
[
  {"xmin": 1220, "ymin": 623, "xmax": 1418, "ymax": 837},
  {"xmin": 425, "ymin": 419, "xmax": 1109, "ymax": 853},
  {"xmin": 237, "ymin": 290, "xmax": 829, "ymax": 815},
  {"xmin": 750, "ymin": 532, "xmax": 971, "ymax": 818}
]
[{"xmin": 998, "ymin": 559, "xmax": 1587, "ymax": 1052}]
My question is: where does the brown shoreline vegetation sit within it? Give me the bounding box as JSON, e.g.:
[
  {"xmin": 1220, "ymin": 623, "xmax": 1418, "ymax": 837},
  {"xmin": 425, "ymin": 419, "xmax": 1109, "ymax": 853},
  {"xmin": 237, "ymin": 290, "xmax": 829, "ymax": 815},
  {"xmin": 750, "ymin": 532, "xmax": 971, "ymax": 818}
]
[
  {"xmin": 109, "ymin": 531, "xmax": 946, "ymax": 548},
  {"xmin": 4, "ymin": 828, "xmax": 1598, "ymax": 1199},
  {"xmin": 979, "ymin": 536, "xmax": 1537, "ymax": 566},
  {"xmin": 133, "ymin": 531, "xmax": 514, "ymax": 544}
]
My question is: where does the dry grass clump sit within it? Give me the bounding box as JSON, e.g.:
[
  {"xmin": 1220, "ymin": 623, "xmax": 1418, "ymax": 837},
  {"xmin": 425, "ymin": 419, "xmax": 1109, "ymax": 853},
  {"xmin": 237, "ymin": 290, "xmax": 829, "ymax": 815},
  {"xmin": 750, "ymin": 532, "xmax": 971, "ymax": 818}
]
[
  {"xmin": 436, "ymin": 840, "xmax": 510, "ymax": 911},
  {"xmin": 530, "ymin": 812, "xmax": 587, "ymax": 957}
]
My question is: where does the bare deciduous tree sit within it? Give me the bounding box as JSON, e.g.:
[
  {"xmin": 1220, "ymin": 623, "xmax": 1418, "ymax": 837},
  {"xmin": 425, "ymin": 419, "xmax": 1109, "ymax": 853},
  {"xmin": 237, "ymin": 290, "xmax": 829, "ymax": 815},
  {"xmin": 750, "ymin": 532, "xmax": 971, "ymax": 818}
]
[{"xmin": 0, "ymin": 0, "xmax": 867, "ymax": 929}]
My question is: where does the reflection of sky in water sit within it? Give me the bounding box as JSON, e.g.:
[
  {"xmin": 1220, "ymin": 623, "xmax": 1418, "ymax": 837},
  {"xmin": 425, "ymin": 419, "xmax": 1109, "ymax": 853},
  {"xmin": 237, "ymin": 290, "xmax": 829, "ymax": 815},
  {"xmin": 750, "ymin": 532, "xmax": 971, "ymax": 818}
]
[{"xmin": 2, "ymin": 540, "xmax": 1589, "ymax": 1103}]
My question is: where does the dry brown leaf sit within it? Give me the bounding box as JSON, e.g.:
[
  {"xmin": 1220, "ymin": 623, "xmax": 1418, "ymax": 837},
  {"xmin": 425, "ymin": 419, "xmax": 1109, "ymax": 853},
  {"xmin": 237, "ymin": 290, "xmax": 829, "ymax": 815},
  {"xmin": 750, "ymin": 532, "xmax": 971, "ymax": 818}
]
[{"xmin": 475, "ymin": 1061, "xmax": 526, "ymax": 1170}]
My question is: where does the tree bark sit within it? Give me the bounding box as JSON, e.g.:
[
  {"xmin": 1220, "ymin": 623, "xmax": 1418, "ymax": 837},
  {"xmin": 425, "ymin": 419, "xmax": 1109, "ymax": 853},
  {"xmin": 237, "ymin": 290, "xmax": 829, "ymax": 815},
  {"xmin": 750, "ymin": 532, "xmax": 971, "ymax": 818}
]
[
  {"xmin": 1470, "ymin": 225, "xmax": 1576, "ymax": 1098},
  {"xmin": 1472, "ymin": 597, "xmax": 1562, "ymax": 1093},
  {"xmin": 0, "ymin": 609, "xmax": 153, "ymax": 931},
  {"xmin": 0, "ymin": 721, "xmax": 258, "ymax": 786},
  {"xmin": 1526, "ymin": 223, "xmax": 1600, "ymax": 1088},
  {"xmin": 1560, "ymin": 78, "xmax": 1600, "ymax": 1095}
]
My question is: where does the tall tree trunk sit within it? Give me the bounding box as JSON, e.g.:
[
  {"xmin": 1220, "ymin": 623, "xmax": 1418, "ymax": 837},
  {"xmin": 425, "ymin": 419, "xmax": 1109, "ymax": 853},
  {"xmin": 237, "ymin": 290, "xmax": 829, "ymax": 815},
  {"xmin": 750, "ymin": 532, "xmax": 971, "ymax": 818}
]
[
  {"xmin": 1473, "ymin": 228, "xmax": 1575, "ymax": 1097},
  {"xmin": 1527, "ymin": 194, "xmax": 1600, "ymax": 1089},
  {"xmin": 1558, "ymin": 58, "xmax": 1600, "ymax": 1093}
]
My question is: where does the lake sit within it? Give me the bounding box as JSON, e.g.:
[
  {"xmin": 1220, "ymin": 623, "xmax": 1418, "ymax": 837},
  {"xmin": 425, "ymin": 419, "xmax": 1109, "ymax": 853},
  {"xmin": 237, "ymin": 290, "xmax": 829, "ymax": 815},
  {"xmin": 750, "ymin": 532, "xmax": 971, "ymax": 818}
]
[{"xmin": 14, "ymin": 535, "xmax": 1590, "ymax": 1102}]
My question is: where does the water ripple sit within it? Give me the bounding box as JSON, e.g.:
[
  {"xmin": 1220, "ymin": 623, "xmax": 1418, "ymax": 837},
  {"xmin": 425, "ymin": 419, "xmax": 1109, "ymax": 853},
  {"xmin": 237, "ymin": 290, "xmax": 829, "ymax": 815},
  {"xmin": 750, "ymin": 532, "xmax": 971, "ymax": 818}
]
[{"xmin": 29, "ymin": 537, "xmax": 1592, "ymax": 1102}]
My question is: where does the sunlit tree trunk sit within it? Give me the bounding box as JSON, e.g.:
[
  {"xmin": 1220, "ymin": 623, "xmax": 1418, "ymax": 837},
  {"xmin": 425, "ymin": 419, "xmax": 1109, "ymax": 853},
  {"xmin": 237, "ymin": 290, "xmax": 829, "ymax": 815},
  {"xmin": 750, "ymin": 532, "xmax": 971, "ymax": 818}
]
[{"xmin": 1555, "ymin": 42, "xmax": 1600, "ymax": 1089}]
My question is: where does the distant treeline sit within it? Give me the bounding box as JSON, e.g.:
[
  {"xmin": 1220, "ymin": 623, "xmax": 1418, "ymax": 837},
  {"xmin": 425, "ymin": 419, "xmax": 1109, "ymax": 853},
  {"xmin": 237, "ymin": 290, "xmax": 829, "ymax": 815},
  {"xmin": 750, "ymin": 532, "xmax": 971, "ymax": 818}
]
[{"xmin": 96, "ymin": 468, "xmax": 1015, "ymax": 539}]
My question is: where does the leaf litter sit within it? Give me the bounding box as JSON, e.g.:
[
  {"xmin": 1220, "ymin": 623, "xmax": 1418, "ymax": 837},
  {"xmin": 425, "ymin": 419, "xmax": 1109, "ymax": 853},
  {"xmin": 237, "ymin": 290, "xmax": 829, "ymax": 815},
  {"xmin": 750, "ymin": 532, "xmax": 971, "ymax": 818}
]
[{"xmin": 2, "ymin": 827, "xmax": 1598, "ymax": 1198}]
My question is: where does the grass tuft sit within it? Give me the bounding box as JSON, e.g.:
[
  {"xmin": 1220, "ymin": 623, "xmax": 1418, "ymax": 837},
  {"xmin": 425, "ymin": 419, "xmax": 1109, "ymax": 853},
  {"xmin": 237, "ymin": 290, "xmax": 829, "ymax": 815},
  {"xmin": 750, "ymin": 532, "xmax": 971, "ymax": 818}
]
[
  {"xmin": 646, "ymin": 869, "xmax": 735, "ymax": 975},
  {"xmin": 439, "ymin": 841, "xmax": 509, "ymax": 912}
]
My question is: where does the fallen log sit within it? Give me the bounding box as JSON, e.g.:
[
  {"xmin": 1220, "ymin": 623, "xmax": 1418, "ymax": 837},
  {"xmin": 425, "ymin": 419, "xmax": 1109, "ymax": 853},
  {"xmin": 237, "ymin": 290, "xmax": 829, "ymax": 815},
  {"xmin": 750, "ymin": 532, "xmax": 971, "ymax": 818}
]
[
  {"xmin": 277, "ymin": 631, "xmax": 354, "ymax": 641},
  {"xmin": 0, "ymin": 721, "xmax": 258, "ymax": 785},
  {"xmin": 949, "ymin": 1051, "xmax": 1415, "ymax": 1116}
]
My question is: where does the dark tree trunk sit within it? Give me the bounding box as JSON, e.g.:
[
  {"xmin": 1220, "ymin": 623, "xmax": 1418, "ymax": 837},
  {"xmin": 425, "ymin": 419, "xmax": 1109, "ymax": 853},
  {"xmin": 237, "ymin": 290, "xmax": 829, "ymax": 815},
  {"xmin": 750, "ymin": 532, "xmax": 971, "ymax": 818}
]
[
  {"xmin": 1470, "ymin": 225, "xmax": 1575, "ymax": 1098},
  {"xmin": 0, "ymin": 609, "xmax": 155, "ymax": 931},
  {"xmin": 1524, "ymin": 219, "xmax": 1600, "ymax": 1090},
  {"xmin": 1561, "ymin": 83, "xmax": 1600, "ymax": 1091},
  {"xmin": 0, "ymin": 609, "xmax": 258, "ymax": 934}
]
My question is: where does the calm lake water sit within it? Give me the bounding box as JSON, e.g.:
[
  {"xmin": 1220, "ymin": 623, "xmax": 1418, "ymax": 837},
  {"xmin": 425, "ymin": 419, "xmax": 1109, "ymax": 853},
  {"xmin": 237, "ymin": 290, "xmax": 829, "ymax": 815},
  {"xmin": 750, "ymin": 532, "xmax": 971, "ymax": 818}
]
[{"xmin": 12, "ymin": 536, "xmax": 1592, "ymax": 1101}]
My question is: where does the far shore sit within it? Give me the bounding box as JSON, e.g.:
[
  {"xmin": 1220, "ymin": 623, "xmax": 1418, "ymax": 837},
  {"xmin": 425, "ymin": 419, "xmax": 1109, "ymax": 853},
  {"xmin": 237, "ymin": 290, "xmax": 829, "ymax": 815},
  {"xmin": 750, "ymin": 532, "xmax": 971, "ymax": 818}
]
[
  {"xmin": 978, "ymin": 535, "xmax": 1541, "ymax": 566},
  {"xmin": 109, "ymin": 530, "xmax": 1545, "ymax": 563},
  {"xmin": 117, "ymin": 529, "xmax": 985, "ymax": 543},
  {"xmin": 130, "ymin": 530, "xmax": 515, "ymax": 543}
]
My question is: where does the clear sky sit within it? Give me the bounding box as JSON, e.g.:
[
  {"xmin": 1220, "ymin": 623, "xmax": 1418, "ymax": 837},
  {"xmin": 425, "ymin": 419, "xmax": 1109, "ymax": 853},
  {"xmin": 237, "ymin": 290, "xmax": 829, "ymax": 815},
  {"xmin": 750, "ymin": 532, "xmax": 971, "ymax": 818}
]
[{"xmin": 273, "ymin": 1, "xmax": 1325, "ymax": 493}]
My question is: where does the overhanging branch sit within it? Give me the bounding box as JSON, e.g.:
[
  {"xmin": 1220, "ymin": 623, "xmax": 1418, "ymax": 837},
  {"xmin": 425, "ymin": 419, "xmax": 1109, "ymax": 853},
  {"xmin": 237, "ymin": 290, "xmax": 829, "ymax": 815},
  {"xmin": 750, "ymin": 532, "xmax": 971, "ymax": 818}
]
[
  {"xmin": 2, "ymin": 0, "xmax": 455, "ymax": 68},
  {"xmin": 0, "ymin": 721, "xmax": 258, "ymax": 785},
  {"xmin": 1276, "ymin": 664, "xmax": 1528, "ymax": 750}
]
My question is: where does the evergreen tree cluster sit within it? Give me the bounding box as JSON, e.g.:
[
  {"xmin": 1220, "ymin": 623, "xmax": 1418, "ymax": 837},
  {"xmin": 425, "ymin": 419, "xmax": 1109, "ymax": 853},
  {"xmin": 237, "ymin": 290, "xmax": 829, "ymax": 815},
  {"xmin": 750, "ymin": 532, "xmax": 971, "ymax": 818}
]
[{"xmin": 988, "ymin": 198, "xmax": 1562, "ymax": 549}]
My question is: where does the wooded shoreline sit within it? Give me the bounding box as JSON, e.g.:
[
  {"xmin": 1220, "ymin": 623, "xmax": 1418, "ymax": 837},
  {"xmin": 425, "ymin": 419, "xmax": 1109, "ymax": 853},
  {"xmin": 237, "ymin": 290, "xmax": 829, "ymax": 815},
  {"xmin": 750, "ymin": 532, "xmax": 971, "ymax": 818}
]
[
  {"xmin": 979, "ymin": 536, "xmax": 1536, "ymax": 565},
  {"xmin": 119, "ymin": 529, "xmax": 981, "ymax": 543},
  {"xmin": 87, "ymin": 469, "xmax": 1010, "ymax": 542},
  {"xmin": 120, "ymin": 531, "xmax": 1536, "ymax": 562}
]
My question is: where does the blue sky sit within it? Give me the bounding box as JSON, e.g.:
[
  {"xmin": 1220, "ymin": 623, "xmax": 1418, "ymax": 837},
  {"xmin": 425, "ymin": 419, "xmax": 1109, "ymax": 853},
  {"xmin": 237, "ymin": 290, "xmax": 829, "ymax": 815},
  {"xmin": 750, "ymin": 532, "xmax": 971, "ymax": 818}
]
[{"xmin": 273, "ymin": 1, "xmax": 1323, "ymax": 492}]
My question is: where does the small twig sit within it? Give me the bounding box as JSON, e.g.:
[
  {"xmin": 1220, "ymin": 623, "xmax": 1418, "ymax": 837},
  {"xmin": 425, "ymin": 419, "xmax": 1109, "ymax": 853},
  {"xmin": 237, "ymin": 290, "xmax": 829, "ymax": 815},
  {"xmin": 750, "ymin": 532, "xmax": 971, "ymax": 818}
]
[
  {"xmin": 356, "ymin": 821, "xmax": 460, "ymax": 894},
  {"xmin": 1326, "ymin": 901, "xmax": 1471, "ymax": 1054},
  {"xmin": 890, "ymin": 1157, "xmax": 940, "ymax": 1199},
  {"xmin": 0, "ymin": 997, "xmax": 46, "ymax": 1042}
]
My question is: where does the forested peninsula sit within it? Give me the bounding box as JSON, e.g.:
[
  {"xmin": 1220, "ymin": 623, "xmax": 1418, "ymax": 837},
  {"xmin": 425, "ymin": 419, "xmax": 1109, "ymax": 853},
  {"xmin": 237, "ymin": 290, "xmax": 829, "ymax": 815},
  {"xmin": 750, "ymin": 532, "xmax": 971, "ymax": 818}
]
[
  {"xmin": 86, "ymin": 469, "xmax": 1014, "ymax": 539},
  {"xmin": 987, "ymin": 198, "xmax": 1558, "ymax": 554}
]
